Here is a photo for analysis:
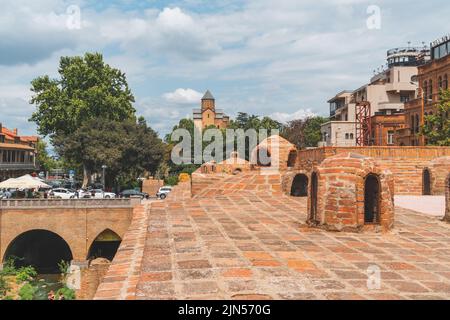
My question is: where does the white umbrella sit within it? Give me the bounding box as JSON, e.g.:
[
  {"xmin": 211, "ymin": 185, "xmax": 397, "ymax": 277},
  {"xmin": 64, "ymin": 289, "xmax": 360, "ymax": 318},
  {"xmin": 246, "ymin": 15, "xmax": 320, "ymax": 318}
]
[{"xmin": 0, "ymin": 175, "xmax": 51, "ymax": 189}]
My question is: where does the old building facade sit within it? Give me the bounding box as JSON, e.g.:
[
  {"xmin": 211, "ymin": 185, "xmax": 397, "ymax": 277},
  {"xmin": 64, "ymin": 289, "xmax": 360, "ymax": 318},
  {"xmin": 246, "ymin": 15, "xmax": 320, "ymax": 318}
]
[
  {"xmin": 321, "ymin": 46, "xmax": 430, "ymax": 147},
  {"xmin": 397, "ymin": 35, "xmax": 450, "ymax": 146},
  {"xmin": 0, "ymin": 123, "xmax": 39, "ymax": 182},
  {"xmin": 193, "ymin": 90, "xmax": 230, "ymax": 131}
]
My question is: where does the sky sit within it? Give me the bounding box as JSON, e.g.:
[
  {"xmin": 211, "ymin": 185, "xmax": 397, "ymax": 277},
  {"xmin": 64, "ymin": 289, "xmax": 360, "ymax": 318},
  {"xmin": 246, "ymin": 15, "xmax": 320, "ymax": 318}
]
[{"xmin": 0, "ymin": 0, "xmax": 449, "ymax": 137}]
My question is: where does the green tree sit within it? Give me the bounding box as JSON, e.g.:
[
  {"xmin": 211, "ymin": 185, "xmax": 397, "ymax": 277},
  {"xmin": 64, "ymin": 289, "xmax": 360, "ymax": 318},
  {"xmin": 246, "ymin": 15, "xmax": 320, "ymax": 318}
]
[
  {"xmin": 282, "ymin": 116, "xmax": 328, "ymax": 149},
  {"xmin": 53, "ymin": 117, "xmax": 164, "ymax": 189},
  {"xmin": 30, "ymin": 52, "xmax": 136, "ymax": 185},
  {"xmin": 36, "ymin": 139, "xmax": 64, "ymax": 172},
  {"xmin": 421, "ymin": 90, "xmax": 450, "ymax": 146}
]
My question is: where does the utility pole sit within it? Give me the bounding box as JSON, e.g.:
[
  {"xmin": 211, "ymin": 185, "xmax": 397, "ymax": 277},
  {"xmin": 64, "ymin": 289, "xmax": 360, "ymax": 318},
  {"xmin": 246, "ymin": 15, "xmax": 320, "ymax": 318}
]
[{"xmin": 101, "ymin": 165, "xmax": 107, "ymax": 190}]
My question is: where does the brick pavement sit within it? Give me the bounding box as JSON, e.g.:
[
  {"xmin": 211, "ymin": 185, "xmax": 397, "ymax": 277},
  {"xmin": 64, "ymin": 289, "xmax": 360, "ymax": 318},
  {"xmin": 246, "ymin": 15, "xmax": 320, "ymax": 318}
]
[{"xmin": 97, "ymin": 173, "xmax": 450, "ymax": 300}]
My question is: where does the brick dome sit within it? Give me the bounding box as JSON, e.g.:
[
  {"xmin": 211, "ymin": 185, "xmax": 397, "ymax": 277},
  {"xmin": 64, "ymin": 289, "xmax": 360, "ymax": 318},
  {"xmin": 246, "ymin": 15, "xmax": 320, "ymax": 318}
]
[
  {"xmin": 250, "ymin": 135, "xmax": 297, "ymax": 170},
  {"xmin": 309, "ymin": 152, "xmax": 395, "ymax": 232}
]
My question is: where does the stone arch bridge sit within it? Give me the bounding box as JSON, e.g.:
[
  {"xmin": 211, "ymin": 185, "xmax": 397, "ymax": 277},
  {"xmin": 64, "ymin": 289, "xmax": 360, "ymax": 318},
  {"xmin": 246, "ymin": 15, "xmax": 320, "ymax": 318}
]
[{"xmin": 0, "ymin": 198, "xmax": 136, "ymax": 270}]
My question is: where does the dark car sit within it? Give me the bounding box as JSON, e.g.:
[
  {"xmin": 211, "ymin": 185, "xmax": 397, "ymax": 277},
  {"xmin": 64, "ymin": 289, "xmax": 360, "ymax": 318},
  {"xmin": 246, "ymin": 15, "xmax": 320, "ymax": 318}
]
[{"xmin": 119, "ymin": 189, "xmax": 149, "ymax": 199}]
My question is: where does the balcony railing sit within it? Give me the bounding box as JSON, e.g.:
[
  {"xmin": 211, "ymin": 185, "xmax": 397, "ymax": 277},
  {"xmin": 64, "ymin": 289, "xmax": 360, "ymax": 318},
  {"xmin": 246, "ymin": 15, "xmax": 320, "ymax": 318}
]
[
  {"xmin": 0, "ymin": 198, "xmax": 134, "ymax": 208},
  {"xmin": 0, "ymin": 163, "xmax": 37, "ymax": 170}
]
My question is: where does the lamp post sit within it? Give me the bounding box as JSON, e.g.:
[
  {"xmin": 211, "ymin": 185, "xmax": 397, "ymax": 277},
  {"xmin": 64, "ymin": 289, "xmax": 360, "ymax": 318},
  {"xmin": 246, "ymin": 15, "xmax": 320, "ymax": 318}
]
[{"xmin": 101, "ymin": 165, "xmax": 107, "ymax": 190}]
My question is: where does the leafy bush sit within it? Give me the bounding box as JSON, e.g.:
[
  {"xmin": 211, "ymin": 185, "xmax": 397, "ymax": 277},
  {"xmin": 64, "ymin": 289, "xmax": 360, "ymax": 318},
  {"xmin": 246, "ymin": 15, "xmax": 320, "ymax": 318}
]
[
  {"xmin": 18, "ymin": 283, "xmax": 37, "ymax": 300},
  {"xmin": 16, "ymin": 266, "xmax": 37, "ymax": 283},
  {"xmin": 56, "ymin": 286, "xmax": 76, "ymax": 300},
  {"xmin": 0, "ymin": 257, "xmax": 17, "ymax": 276},
  {"xmin": 0, "ymin": 276, "xmax": 10, "ymax": 298},
  {"xmin": 58, "ymin": 260, "xmax": 70, "ymax": 275},
  {"xmin": 164, "ymin": 175, "xmax": 179, "ymax": 186}
]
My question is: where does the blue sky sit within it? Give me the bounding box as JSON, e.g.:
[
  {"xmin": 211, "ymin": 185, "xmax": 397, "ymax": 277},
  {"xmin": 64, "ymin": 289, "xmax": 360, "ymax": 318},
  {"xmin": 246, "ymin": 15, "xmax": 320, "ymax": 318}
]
[{"xmin": 0, "ymin": 0, "xmax": 449, "ymax": 137}]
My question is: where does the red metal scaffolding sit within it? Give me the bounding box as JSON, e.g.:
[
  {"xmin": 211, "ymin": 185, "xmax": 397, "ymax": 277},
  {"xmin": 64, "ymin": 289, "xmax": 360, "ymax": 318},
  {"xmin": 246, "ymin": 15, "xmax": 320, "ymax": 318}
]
[{"xmin": 355, "ymin": 101, "xmax": 372, "ymax": 146}]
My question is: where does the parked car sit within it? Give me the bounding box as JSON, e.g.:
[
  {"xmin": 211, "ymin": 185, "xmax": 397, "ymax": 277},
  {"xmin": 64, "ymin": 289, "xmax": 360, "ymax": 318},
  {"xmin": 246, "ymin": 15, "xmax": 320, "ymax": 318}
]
[
  {"xmin": 76, "ymin": 189, "xmax": 92, "ymax": 199},
  {"xmin": 119, "ymin": 189, "xmax": 149, "ymax": 199},
  {"xmin": 90, "ymin": 189, "xmax": 116, "ymax": 199},
  {"xmin": 156, "ymin": 186, "xmax": 172, "ymax": 200},
  {"xmin": 49, "ymin": 188, "xmax": 76, "ymax": 199}
]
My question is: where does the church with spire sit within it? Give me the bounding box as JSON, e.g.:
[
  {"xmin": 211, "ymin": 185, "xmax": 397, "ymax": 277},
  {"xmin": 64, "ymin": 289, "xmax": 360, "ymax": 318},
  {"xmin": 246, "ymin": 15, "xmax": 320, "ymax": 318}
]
[{"xmin": 193, "ymin": 90, "xmax": 229, "ymax": 130}]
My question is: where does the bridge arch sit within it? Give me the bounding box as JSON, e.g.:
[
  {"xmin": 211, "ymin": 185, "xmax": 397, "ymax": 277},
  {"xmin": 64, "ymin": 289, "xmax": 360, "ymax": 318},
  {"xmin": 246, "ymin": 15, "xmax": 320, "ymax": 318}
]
[
  {"xmin": 3, "ymin": 229, "xmax": 73, "ymax": 273},
  {"xmin": 87, "ymin": 229, "xmax": 122, "ymax": 262}
]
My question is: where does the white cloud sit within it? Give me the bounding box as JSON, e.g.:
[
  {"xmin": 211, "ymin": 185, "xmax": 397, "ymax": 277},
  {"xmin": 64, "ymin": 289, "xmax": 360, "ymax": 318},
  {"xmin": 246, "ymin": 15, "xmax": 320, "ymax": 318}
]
[
  {"xmin": 2, "ymin": 0, "xmax": 450, "ymax": 136},
  {"xmin": 270, "ymin": 109, "xmax": 317, "ymax": 124},
  {"xmin": 156, "ymin": 7, "xmax": 195, "ymax": 30},
  {"xmin": 163, "ymin": 88, "xmax": 203, "ymax": 104}
]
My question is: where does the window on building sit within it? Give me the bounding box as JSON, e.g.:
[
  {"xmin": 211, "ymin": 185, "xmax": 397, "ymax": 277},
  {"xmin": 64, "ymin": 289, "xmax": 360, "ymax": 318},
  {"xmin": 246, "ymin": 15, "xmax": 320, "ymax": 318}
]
[
  {"xmin": 345, "ymin": 133, "xmax": 349, "ymax": 139},
  {"xmin": 429, "ymin": 80, "xmax": 433, "ymax": 100},
  {"xmin": 424, "ymin": 81, "xmax": 428, "ymax": 102},
  {"xmin": 387, "ymin": 131, "xmax": 394, "ymax": 145},
  {"xmin": 350, "ymin": 133, "xmax": 354, "ymax": 140},
  {"xmin": 445, "ymin": 74, "xmax": 448, "ymax": 89},
  {"xmin": 415, "ymin": 114, "xmax": 420, "ymax": 133},
  {"xmin": 439, "ymin": 76, "xmax": 443, "ymax": 89},
  {"xmin": 400, "ymin": 95, "xmax": 410, "ymax": 103},
  {"xmin": 411, "ymin": 115, "xmax": 415, "ymax": 131}
]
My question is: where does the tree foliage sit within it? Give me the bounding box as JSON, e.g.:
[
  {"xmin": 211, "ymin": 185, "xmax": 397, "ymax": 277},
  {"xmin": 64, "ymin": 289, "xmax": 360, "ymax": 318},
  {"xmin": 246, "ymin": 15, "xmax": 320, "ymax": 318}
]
[
  {"xmin": 53, "ymin": 117, "xmax": 165, "ymax": 188},
  {"xmin": 282, "ymin": 116, "xmax": 328, "ymax": 149},
  {"xmin": 229, "ymin": 112, "xmax": 283, "ymax": 131},
  {"xmin": 421, "ymin": 90, "xmax": 450, "ymax": 146},
  {"xmin": 30, "ymin": 52, "xmax": 135, "ymax": 137},
  {"xmin": 29, "ymin": 53, "xmax": 164, "ymax": 187}
]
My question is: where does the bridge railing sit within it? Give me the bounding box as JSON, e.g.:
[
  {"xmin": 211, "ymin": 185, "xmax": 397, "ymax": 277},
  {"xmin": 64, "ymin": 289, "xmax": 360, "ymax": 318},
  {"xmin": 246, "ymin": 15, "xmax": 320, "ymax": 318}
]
[{"xmin": 0, "ymin": 198, "xmax": 136, "ymax": 208}]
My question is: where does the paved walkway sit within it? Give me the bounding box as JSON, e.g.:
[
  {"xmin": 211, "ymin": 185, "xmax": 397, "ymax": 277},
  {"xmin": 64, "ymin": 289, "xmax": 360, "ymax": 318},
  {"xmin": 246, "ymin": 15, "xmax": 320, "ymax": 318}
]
[
  {"xmin": 132, "ymin": 177, "xmax": 450, "ymax": 300},
  {"xmin": 395, "ymin": 196, "xmax": 445, "ymax": 217}
]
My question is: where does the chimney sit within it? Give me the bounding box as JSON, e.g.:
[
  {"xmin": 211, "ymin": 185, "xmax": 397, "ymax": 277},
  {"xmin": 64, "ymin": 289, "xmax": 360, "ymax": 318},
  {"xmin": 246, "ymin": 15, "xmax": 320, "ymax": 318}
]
[
  {"xmin": 0, "ymin": 122, "xmax": 2, "ymax": 132},
  {"xmin": 13, "ymin": 128, "xmax": 18, "ymax": 135}
]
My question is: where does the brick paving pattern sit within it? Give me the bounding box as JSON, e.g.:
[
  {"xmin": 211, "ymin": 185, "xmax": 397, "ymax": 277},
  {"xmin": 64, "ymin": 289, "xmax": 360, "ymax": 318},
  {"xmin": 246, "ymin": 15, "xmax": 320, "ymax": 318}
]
[{"xmin": 97, "ymin": 173, "xmax": 450, "ymax": 300}]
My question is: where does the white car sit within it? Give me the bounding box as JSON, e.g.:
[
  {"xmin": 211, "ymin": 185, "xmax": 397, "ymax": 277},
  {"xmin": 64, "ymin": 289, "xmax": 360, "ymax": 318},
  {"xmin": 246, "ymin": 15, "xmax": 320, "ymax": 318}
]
[
  {"xmin": 90, "ymin": 189, "xmax": 116, "ymax": 199},
  {"xmin": 77, "ymin": 189, "xmax": 92, "ymax": 198},
  {"xmin": 156, "ymin": 186, "xmax": 172, "ymax": 200},
  {"xmin": 50, "ymin": 188, "xmax": 76, "ymax": 199}
]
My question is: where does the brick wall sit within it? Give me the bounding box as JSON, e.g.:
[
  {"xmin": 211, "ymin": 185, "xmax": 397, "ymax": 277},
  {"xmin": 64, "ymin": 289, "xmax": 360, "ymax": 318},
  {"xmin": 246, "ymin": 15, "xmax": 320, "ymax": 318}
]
[
  {"xmin": 309, "ymin": 153, "xmax": 394, "ymax": 232},
  {"xmin": 76, "ymin": 258, "xmax": 110, "ymax": 300},
  {"xmin": 191, "ymin": 173, "xmax": 228, "ymax": 197},
  {"xmin": 429, "ymin": 156, "xmax": 450, "ymax": 195},
  {"xmin": 94, "ymin": 205, "xmax": 148, "ymax": 300},
  {"xmin": 192, "ymin": 172, "xmax": 283, "ymax": 198},
  {"xmin": 445, "ymin": 174, "xmax": 450, "ymax": 222},
  {"xmin": 142, "ymin": 178, "xmax": 163, "ymax": 197},
  {"xmin": 296, "ymin": 146, "xmax": 450, "ymax": 195}
]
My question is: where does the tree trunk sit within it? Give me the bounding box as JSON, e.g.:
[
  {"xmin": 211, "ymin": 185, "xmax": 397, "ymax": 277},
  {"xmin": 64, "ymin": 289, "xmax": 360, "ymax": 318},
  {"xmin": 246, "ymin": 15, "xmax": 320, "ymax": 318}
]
[{"xmin": 82, "ymin": 164, "xmax": 91, "ymax": 188}]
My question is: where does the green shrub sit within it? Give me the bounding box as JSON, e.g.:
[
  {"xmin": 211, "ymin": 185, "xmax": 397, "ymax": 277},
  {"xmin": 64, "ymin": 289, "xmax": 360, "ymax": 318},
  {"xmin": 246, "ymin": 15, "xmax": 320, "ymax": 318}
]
[
  {"xmin": 18, "ymin": 283, "xmax": 37, "ymax": 300},
  {"xmin": 0, "ymin": 276, "xmax": 10, "ymax": 298},
  {"xmin": 16, "ymin": 266, "xmax": 37, "ymax": 283},
  {"xmin": 164, "ymin": 175, "xmax": 179, "ymax": 186},
  {"xmin": 0, "ymin": 257, "xmax": 17, "ymax": 276},
  {"xmin": 56, "ymin": 286, "xmax": 76, "ymax": 300},
  {"xmin": 58, "ymin": 260, "xmax": 70, "ymax": 275}
]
